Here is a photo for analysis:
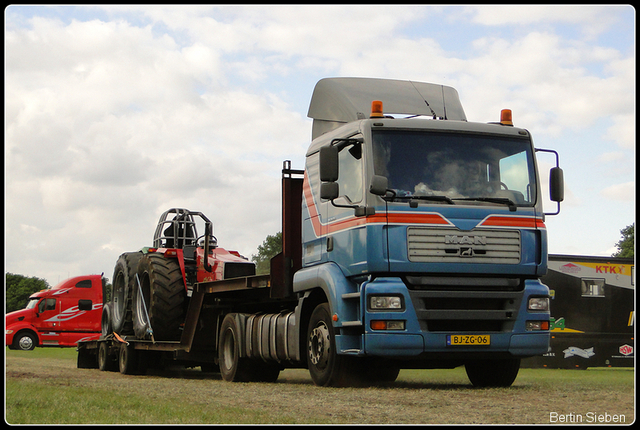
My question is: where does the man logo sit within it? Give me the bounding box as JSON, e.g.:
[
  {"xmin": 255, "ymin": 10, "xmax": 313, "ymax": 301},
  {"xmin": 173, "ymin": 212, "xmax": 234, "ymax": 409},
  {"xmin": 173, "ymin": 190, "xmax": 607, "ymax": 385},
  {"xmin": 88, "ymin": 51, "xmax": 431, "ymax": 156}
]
[{"xmin": 444, "ymin": 235, "xmax": 487, "ymax": 245}]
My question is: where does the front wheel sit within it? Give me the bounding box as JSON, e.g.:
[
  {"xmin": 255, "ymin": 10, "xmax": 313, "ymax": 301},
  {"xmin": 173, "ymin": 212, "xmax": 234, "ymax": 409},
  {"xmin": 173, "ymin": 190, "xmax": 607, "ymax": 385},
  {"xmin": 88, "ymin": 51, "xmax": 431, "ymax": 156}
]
[
  {"xmin": 465, "ymin": 358, "xmax": 521, "ymax": 387},
  {"xmin": 306, "ymin": 303, "xmax": 364, "ymax": 387},
  {"xmin": 13, "ymin": 331, "xmax": 37, "ymax": 351}
]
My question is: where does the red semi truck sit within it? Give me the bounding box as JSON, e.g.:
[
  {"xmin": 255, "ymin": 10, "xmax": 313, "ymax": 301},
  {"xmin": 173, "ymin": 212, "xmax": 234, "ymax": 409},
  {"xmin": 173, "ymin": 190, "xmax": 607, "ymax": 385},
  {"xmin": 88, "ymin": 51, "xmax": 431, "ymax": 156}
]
[{"xmin": 6, "ymin": 274, "xmax": 105, "ymax": 350}]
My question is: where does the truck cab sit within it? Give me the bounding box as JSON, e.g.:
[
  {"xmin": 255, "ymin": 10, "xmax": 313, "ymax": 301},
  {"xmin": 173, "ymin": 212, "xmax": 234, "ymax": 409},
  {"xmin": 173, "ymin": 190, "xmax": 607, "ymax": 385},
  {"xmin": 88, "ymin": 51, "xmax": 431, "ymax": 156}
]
[
  {"xmin": 6, "ymin": 274, "xmax": 105, "ymax": 350},
  {"xmin": 295, "ymin": 78, "xmax": 564, "ymax": 385}
]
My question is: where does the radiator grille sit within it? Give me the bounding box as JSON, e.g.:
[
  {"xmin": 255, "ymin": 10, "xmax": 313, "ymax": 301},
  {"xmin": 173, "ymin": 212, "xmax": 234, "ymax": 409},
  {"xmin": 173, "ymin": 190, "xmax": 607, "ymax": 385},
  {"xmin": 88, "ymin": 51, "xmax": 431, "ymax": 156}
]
[{"xmin": 407, "ymin": 227, "xmax": 521, "ymax": 264}]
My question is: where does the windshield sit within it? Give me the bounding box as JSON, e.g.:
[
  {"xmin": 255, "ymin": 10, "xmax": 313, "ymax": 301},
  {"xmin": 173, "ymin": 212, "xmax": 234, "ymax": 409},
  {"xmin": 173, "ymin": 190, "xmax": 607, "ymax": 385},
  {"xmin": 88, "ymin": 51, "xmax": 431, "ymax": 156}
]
[
  {"xmin": 25, "ymin": 298, "xmax": 40, "ymax": 310},
  {"xmin": 372, "ymin": 130, "xmax": 537, "ymax": 206}
]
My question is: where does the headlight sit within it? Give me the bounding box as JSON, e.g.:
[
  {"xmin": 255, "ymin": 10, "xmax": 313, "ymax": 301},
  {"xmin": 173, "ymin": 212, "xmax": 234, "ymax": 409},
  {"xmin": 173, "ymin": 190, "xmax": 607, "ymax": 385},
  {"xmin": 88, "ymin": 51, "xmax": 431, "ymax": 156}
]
[
  {"xmin": 528, "ymin": 297, "xmax": 549, "ymax": 311},
  {"xmin": 369, "ymin": 295, "xmax": 403, "ymax": 311}
]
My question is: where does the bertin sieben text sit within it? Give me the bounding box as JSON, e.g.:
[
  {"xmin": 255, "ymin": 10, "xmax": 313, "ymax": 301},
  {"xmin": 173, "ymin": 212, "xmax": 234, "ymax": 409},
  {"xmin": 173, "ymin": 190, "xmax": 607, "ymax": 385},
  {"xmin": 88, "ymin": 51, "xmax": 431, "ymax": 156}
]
[{"xmin": 549, "ymin": 411, "xmax": 626, "ymax": 423}]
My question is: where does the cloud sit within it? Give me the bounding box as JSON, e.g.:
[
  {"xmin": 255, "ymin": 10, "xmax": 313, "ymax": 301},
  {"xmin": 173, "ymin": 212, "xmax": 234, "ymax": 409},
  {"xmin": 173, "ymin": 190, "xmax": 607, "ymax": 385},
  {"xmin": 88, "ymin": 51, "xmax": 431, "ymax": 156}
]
[
  {"xmin": 4, "ymin": 5, "xmax": 635, "ymax": 282},
  {"xmin": 464, "ymin": 5, "xmax": 624, "ymax": 37},
  {"xmin": 600, "ymin": 182, "xmax": 635, "ymax": 202}
]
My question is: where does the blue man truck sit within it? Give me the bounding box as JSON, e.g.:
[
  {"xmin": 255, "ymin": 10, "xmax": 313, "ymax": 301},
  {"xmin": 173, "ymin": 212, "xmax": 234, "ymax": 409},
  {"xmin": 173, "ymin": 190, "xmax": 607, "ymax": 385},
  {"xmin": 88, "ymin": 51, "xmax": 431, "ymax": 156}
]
[{"xmin": 77, "ymin": 77, "xmax": 564, "ymax": 387}]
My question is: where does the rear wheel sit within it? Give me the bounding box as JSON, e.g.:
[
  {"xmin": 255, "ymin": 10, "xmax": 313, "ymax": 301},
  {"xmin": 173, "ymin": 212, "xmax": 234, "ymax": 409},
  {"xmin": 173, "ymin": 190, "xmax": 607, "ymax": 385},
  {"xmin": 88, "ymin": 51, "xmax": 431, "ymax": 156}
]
[
  {"xmin": 101, "ymin": 302, "xmax": 113, "ymax": 336},
  {"xmin": 465, "ymin": 358, "xmax": 521, "ymax": 387},
  {"xmin": 119, "ymin": 343, "xmax": 138, "ymax": 375},
  {"xmin": 111, "ymin": 252, "xmax": 142, "ymax": 334},
  {"xmin": 132, "ymin": 253, "xmax": 186, "ymax": 341},
  {"xmin": 307, "ymin": 303, "xmax": 364, "ymax": 387},
  {"xmin": 98, "ymin": 342, "xmax": 117, "ymax": 372},
  {"xmin": 219, "ymin": 314, "xmax": 254, "ymax": 382}
]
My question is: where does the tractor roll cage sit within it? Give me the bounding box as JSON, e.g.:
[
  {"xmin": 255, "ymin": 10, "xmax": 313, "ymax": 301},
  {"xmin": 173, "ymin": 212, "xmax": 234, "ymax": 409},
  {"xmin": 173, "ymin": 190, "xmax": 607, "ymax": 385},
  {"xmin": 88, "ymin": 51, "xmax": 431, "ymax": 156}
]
[{"xmin": 153, "ymin": 208, "xmax": 213, "ymax": 249}]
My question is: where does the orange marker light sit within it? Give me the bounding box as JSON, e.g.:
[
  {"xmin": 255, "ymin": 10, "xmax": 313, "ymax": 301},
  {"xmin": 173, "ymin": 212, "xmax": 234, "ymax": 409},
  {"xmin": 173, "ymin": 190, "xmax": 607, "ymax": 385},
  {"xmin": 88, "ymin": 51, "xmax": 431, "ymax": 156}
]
[
  {"xmin": 371, "ymin": 320, "xmax": 387, "ymax": 330},
  {"xmin": 371, "ymin": 100, "xmax": 384, "ymax": 118},
  {"xmin": 500, "ymin": 109, "xmax": 513, "ymax": 126}
]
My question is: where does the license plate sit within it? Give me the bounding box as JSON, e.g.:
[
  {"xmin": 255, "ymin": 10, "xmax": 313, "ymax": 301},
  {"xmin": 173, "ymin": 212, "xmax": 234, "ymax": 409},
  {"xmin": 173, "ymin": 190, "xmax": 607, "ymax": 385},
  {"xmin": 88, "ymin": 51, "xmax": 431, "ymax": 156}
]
[{"xmin": 447, "ymin": 334, "xmax": 491, "ymax": 346}]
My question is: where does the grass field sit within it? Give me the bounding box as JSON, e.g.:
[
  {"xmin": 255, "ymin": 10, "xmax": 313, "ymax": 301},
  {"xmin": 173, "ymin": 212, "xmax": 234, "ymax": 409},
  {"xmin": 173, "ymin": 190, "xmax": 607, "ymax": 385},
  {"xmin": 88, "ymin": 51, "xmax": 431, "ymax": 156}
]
[{"xmin": 5, "ymin": 347, "xmax": 635, "ymax": 424}]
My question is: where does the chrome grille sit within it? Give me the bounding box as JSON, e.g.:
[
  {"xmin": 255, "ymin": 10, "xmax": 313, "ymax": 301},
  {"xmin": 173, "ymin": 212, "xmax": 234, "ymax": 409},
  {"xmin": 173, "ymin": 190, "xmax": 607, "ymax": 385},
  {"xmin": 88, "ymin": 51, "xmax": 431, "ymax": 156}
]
[{"xmin": 407, "ymin": 227, "xmax": 521, "ymax": 264}]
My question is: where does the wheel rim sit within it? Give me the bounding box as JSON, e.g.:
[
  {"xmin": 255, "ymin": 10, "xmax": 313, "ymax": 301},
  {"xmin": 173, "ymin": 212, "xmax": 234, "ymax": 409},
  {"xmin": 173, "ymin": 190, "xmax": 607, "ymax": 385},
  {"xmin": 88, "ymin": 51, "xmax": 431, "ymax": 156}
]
[
  {"xmin": 308, "ymin": 321, "xmax": 331, "ymax": 369},
  {"xmin": 18, "ymin": 335, "xmax": 34, "ymax": 350}
]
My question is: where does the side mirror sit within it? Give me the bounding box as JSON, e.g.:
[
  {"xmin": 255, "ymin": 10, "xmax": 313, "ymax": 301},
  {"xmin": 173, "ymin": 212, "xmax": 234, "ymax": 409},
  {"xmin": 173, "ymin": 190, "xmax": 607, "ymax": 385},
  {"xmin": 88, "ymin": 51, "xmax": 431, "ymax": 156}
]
[
  {"xmin": 549, "ymin": 167, "xmax": 564, "ymax": 202},
  {"xmin": 319, "ymin": 146, "xmax": 339, "ymax": 182},
  {"xmin": 370, "ymin": 175, "xmax": 388, "ymax": 196},
  {"xmin": 78, "ymin": 299, "xmax": 93, "ymax": 311},
  {"xmin": 321, "ymin": 182, "xmax": 339, "ymax": 200}
]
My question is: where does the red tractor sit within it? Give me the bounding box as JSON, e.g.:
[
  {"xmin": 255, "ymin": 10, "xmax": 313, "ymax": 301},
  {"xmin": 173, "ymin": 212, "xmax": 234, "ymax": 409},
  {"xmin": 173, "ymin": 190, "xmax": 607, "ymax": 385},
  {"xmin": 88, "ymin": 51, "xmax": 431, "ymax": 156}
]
[{"xmin": 104, "ymin": 208, "xmax": 255, "ymax": 342}]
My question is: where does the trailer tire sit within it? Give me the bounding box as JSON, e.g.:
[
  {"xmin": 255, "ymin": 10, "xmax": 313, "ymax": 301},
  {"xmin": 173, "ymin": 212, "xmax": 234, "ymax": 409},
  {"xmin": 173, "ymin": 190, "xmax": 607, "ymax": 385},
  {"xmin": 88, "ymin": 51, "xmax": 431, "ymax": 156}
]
[
  {"xmin": 133, "ymin": 253, "xmax": 186, "ymax": 341},
  {"xmin": 12, "ymin": 331, "xmax": 37, "ymax": 351},
  {"xmin": 306, "ymin": 303, "xmax": 364, "ymax": 387},
  {"xmin": 111, "ymin": 252, "xmax": 142, "ymax": 334},
  {"xmin": 101, "ymin": 302, "xmax": 113, "ymax": 336},
  {"xmin": 219, "ymin": 314, "xmax": 254, "ymax": 382},
  {"xmin": 119, "ymin": 343, "xmax": 138, "ymax": 375},
  {"xmin": 465, "ymin": 358, "xmax": 521, "ymax": 387},
  {"xmin": 98, "ymin": 342, "xmax": 117, "ymax": 372}
]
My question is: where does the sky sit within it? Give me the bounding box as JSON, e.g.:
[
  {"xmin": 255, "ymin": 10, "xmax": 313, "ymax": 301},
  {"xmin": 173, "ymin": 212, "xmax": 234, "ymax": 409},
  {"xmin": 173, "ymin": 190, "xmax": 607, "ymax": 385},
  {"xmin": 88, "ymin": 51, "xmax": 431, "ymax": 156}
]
[{"xmin": 4, "ymin": 5, "xmax": 636, "ymax": 286}]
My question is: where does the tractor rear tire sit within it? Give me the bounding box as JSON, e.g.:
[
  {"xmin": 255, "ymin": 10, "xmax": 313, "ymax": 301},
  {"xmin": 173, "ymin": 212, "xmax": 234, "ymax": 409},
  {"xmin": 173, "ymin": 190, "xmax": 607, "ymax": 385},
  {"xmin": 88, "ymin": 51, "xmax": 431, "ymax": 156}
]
[
  {"xmin": 111, "ymin": 252, "xmax": 142, "ymax": 335},
  {"xmin": 101, "ymin": 302, "xmax": 113, "ymax": 336},
  {"xmin": 132, "ymin": 253, "xmax": 186, "ymax": 341}
]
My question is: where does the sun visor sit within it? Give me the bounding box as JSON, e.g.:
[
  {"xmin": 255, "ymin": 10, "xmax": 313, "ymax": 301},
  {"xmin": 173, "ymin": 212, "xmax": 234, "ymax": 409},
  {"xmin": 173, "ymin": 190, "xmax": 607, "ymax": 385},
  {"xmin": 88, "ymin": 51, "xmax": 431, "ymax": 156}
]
[{"xmin": 308, "ymin": 77, "xmax": 467, "ymax": 139}]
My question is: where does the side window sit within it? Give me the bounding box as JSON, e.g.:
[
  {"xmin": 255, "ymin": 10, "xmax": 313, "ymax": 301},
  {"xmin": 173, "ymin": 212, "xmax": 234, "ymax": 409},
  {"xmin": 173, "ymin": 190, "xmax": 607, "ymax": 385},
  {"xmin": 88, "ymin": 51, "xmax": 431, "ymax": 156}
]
[
  {"xmin": 45, "ymin": 298, "xmax": 57, "ymax": 311},
  {"xmin": 581, "ymin": 278, "xmax": 605, "ymax": 297},
  {"xmin": 338, "ymin": 144, "xmax": 363, "ymax": 203},
  {"xmin": 499, "ymin": 151, "xmax": 531, "ymax": 202},
  {"xmin": 76, "ymin": 280, "xmax": 92, "ymax": 288}
]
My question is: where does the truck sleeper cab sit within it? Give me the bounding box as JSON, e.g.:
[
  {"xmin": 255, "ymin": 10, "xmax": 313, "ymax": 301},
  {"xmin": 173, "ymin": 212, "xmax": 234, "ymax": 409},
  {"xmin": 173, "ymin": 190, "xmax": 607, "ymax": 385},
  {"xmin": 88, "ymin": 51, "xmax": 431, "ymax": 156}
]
[{"xmin": 6, "ymin": 275, "xmax": 105, "ymax": 350}]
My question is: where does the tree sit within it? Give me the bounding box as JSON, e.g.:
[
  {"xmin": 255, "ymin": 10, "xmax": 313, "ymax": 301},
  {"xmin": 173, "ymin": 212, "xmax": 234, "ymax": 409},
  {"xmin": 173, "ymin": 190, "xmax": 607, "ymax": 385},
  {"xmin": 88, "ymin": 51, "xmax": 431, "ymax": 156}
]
[
  {"xmin": 612, "ymin": 223, "xmax": 634, "ymax": 258},
  {"xmin": 251, "ymin": 232, "xmax": 282, "ymax": 275},
  {"xmin": 6, "ymin": 273, "xmax": 49, "ymax": 313}
]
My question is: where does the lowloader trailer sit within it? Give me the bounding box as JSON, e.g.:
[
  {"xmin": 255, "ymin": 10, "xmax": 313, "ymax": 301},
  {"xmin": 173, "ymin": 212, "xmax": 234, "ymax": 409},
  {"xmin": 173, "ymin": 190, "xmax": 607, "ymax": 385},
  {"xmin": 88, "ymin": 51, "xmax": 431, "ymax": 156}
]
[{"xmin": 78, "ymin": 78, "xmax": 564, "ymax": 387}]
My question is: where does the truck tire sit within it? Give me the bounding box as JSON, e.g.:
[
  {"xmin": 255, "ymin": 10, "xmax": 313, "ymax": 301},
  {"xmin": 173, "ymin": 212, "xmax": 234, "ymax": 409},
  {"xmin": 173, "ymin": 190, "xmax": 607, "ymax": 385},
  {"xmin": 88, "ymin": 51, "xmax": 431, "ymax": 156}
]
[
  {"xmin": 119, "ymin": 343, "xmax": 138, "ymax": 375},
  {"xmin": 101, "ymin": 302, "xmax": 113, "ymax": 336},
  {"xmin": 98, "ymin": 342, "xmax": 117, "ymax": 371},
  {"xmin": 465, "ymin": 358, "xmax": 521, "ymax": 387},
  {"xmin": 306, "ymin": 303, "xmax": 364, "ymax": 387},
  {"xmin": 111, "ymin": 252, "xmax": 142, "ymax": 335},
  {"xmin": 132, "ymin": 253, "xmax": 186, "ymax": 341},
  {"xmin": 13, "ymin": 331, "xmax": 37, "ymax": 351},
  {"xmin": 218, "ymin": 314, "xmax": 255, "ymax": 382}
]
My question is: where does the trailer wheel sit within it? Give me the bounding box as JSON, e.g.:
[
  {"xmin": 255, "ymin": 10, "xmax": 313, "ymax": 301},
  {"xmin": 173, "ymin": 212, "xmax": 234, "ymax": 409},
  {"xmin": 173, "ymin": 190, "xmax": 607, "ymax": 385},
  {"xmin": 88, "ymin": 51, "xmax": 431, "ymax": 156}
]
[
  {"xmin": 119, "ymin": 343, "xmax": 138, "ymax": 375},
  {"xmin": 13, "ymin": 331, "xmax": 37, "ymax": 351},
  {"xmin": 133, "ymin": 253, "xmax": 186, "ymax": 341},
  {"xmin": 98, "ymin": 342, "xmax": 117, "ymax": 372},
  {"xmin": 465, "ymin": 358, "xmax": 521, "ymax": 387},
  {"xmin": 307, "ymin": 303, "xmax": 364, "ymax": 387},
  {"xmin": 219, "ymin": 314, "xmax": 254, "ymax": 382},
  {"xmin": 111, "ymin": 252, "xmax": 142, "ymax": 335}
]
